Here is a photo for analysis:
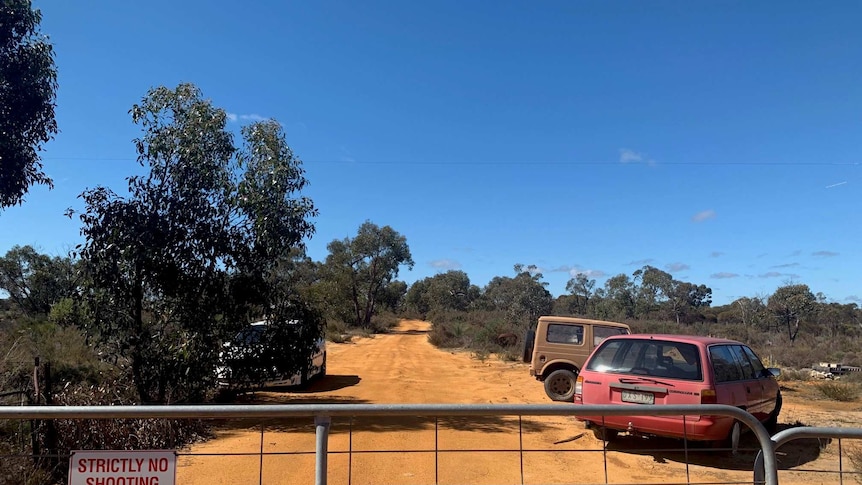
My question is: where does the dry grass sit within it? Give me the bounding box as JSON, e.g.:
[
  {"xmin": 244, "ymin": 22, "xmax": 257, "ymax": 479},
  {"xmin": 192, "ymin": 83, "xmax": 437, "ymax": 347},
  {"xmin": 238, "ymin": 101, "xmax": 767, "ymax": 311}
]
[{"xmin": 817, "ymin": 381, "xmax": 860, "ymax": 402}]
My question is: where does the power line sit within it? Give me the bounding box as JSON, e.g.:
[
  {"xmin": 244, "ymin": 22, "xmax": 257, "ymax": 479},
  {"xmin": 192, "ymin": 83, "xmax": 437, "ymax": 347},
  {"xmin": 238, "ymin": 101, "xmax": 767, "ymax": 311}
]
[{"xmin": 40, "ymin": 157, "xmax": 862, "ymax": 166}]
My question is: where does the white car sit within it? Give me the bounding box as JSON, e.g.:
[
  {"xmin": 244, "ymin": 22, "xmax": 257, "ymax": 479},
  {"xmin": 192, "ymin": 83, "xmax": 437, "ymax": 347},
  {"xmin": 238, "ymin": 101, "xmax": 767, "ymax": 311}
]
[{"xmin": 217, "ymin": 320, "xmax": 326, "ymax": 388}]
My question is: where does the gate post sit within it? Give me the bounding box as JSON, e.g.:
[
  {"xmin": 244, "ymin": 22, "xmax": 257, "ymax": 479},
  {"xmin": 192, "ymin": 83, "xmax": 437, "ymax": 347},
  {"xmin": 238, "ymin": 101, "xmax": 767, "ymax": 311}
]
[{"xmin": 315, "ymin": 415, "xmax": 331, "ymax": 485}]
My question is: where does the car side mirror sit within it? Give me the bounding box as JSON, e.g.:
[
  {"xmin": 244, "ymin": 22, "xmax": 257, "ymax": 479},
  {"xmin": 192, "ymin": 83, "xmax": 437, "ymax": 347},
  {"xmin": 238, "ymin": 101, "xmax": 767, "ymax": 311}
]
[{"xmin": 766, "ymin": 367, "xmax": 781, "ymax": 377}]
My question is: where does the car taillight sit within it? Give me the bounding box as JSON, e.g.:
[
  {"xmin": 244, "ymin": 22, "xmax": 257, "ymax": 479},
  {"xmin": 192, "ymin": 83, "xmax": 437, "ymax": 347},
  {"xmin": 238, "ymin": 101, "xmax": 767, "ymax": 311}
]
[
  {"xmin": 575, "ymin": 376, "xmax": 583, "ymax": 397},
  {"xmin": 701, "ymin": 388, "xmax": 717, "ymax": 404}
]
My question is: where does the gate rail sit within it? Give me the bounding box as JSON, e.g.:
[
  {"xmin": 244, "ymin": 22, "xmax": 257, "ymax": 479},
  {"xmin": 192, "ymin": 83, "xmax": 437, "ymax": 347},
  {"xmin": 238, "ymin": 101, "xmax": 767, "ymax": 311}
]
[
  {"xmin": 0, "ymin": 403, "xmax": 777, "ymax": 485},
  {"xmin": 754, "ymin": 426, "xmax": 862, "ymax": 484}
]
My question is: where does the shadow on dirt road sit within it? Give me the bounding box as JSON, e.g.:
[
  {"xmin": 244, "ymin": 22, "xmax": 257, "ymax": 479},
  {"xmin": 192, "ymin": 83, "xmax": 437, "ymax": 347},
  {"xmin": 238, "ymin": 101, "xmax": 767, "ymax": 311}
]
[
  {"xmin": 603, "ymin": 422, "xmax": 828, "ymax": 471},
  {"xmin": 387, "ymin": 329, "xmax": 429, "ymax": 335}
]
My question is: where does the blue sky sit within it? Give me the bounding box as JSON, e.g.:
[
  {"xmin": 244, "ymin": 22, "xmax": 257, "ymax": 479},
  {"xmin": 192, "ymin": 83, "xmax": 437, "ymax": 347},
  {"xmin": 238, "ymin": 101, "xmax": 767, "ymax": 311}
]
[{"xmin": 2, "ymin": 1, "xmax": 860, "ymax": 306}]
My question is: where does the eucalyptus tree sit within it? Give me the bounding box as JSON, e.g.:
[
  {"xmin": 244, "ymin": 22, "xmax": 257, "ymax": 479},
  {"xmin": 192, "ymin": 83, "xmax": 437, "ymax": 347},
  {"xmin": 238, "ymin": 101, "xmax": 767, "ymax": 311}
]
[
  {"xmin": 0, "ymin": 0, "xmax": 57, "ymax": 208},
  {"xmin": 323, "ymin": 221, "xmax": 413, "ymax": 327},
  {"xmin": 73, "ymin": 84, "xmax": 317, "ymax": 402}
]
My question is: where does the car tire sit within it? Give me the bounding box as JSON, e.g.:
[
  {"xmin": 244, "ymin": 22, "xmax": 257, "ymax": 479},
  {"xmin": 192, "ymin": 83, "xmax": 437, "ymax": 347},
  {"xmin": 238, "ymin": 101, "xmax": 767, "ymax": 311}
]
[
  {"xmin": 765, "ymin": 391, "xmax": 782, "ymax": 434},
  {"xmin": 299, "ymin": 363, "xmax": 309, "ymax": 388},
  {"xmin": 592, "ymin": 426, "xmax": 619, "ymax": 442},
  {"xmin": 711, "ymin": 420, "xmax": 742, "ymax": 454},
  {"xmin": 543, "ymin": 368, "xmax": 578, "ymax": 401},
  {"xmin": 522, "ymin": 329, "xmax": 536, "ymax": 363},
  {"xmin": 318, "ymin": 354, "xmax": 327, "ymax": 380}
]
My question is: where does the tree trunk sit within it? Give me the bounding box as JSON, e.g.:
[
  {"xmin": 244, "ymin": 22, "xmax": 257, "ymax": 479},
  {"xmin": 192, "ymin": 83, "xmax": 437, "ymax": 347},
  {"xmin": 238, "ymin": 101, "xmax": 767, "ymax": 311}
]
[
  {"xmin": 131, "ymin": 264, "xmax": 151, "ymax": 403},
  {"xmin": 789, "ymin": 316, "xmax": 800, "ymax": 343}
]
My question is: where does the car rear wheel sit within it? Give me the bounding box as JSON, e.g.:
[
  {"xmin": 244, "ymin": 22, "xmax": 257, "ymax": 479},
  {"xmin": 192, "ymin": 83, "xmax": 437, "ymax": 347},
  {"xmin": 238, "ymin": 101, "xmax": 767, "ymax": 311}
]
[
  {"xmin": 765, "ymin": 391, "xmax": 782, "ymax": 433},
  {"xmin": 543, "ymin": 369, "xmax": 577, "ymax": 401},
  {"xmin": 592, "ymin": 426, "xmax": 619, "ymax": 442},
  {"xmin": 299, "ymin": 363, "xmax": 309, "ymax": 387},
  {"xmin": 710, "ymin": 420, "xmax": 742, "ymax": 454}
]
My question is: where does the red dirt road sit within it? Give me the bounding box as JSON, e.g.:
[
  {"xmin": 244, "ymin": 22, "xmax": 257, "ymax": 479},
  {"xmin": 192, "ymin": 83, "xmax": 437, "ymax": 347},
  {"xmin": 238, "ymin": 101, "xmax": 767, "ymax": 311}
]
[{"xmin": 177, "ymin": 320, "xmax": 862, "ymax": 484}]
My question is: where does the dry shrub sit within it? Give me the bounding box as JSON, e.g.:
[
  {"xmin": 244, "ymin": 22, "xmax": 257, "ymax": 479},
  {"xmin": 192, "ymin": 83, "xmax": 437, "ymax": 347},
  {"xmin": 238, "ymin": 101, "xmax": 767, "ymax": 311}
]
[
  {"xmin": 325, "ymin": 320, "xmax": 351, "ymax": 343},
  {"xmin": 817, "ymin": 381, "xmax": 860, "ymax": 402},
  {"xmin": 10, "ymin": 379, "xmax": 212, "ymax": 484},
  {"xmin": 369, "ymin": 312, "xmax": 400, "ymax": 333},
  {"xmin": 499, "ymin": 349, "xmax": 520, "ymax": 362},
  {"xmin": 777, "ymin": 368, "xmax": 810, "ymax": 381},
  {"xmin": 427, "ymin": 321, "xmax": 465, "ymax": 348}
]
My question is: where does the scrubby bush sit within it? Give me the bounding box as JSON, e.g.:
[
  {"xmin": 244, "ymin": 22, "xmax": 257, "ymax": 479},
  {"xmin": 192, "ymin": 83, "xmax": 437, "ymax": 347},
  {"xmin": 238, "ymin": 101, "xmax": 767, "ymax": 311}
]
[
  {"xmin": 817, "ymin": 382, "xmax": 860, "ymax": 402},
  {"xmin": 325, "ymin": 320, "xmax": 351, "ymax": 343},
  {"xmin": 777, "ymin": 368, "xmax": 810, "ymax": 381},
  {"xmin": 369, "ymin": 311, "xmax": 400, "ymax": 333}
]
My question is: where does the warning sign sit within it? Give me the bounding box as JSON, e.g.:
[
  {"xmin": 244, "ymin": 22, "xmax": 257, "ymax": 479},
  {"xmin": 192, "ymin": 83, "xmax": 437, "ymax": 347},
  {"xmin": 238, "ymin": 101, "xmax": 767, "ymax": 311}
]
[{"xmin": 68, "ymin": 450, "xmax": 176, "ymax": 485}]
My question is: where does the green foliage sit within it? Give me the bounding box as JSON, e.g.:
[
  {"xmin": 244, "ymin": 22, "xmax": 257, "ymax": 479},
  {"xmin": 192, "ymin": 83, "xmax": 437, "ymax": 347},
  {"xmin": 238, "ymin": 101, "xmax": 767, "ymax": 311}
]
[
  {"xmin": 0, "ymin": 0, "xmax": 58, "ymax": 208},
  {"xmin": 71, "ymin": 83, "xmax": 318, "ymax": 403},
  {"xmin": 369, "ymin": 311, "xmax": 400, "ymax": 333},
  {"xmin": 321, "ymin": 221, "xmax": 413, "ymax": 328},
  {"xmin": 324, "ymin": 320, "xmax": 351, "ymax": 343},
  {"xmin": 404, "ymin": 270, "xmax": 479, "ymax": 317},
  {"xmin": 478, "ymin": 264, "xmax": 552, "ymax": 327},
  {"xmin": 768, "ymin": 284, "xmax": 816, "ymax": 343},
  {"xmin": 426, "ymin": 308, "xmax": 526, "ymax": 361},
  {"xmin": 817, "ymin": 381, "xmax": 860, "ymax": 402},
  {"xmin": 564, "ymin": 273, "xmax": 595, "ymax": 315},
  {"xmin": 0, "ymin": 246, "xmax": 78, "ymax": 316}
]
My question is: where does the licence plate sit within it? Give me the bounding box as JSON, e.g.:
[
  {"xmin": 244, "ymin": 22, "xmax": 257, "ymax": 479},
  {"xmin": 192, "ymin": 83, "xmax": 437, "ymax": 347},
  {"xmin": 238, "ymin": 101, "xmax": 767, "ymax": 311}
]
[{"xmin": 621, "ymin": 390, "xmax": 654, "ymax": 404}]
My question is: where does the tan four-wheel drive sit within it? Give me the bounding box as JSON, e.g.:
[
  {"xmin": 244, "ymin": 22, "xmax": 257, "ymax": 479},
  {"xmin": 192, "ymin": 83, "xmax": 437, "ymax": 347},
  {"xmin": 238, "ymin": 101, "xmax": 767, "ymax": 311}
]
[{"xmin": 524, "ymin": 316, "xmax": 631, "ymax": 401}]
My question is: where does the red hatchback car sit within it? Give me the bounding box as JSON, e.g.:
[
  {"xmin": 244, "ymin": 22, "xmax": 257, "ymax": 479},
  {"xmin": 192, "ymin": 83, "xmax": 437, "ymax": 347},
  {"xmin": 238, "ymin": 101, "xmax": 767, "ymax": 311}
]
[{"xmin": 574, "ymin": 334, "xmax": 781, "ymax": 445}]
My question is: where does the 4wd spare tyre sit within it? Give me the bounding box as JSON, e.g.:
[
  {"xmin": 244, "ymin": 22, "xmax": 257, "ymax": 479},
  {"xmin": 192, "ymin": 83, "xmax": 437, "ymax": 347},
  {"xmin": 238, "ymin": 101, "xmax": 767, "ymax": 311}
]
[{"xmin": 523, "ymin": 329, "xmax": 536, "ymax": 363}]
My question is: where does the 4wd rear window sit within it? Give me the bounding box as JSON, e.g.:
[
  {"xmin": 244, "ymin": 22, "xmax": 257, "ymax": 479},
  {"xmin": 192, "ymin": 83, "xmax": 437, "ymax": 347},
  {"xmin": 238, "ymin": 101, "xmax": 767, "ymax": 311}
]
[{"xmin": 586, "ymin": 339, "xmax": 703, "ymax": 381}]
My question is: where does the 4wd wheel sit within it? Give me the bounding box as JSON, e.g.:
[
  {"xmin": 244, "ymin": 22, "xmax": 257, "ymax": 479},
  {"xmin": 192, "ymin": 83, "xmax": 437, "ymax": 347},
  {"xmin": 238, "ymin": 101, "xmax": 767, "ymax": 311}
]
[
  {"xmin": 522, "ymin": 329, "xmax": 536, "ymax": 363},
  {"xmin": 543, "ymin": 369, "xmax": 577, "ymax": 401},
  {"xmin": 765, "ymin": 390, "xmax": 782, "ymax": 433}
]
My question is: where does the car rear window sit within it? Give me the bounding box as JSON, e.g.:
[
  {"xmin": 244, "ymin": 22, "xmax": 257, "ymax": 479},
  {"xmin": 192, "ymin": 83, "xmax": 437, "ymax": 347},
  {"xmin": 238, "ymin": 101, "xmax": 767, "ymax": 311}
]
[{"xmin": 586, "ymin": 339, "xmax": 703, "ymax": 381}]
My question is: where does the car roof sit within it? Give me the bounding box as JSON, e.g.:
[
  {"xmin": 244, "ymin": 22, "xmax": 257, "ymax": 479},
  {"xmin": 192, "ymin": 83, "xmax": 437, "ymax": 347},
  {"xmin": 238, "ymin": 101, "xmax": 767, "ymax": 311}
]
[
  {"xmin": 249, "ymin": 319, "xmax": 301, "ymax": 326},
  {"xmin": 537, "ymin": 316, "xmax": 630, "ymax": 328},
  {"xmin": 602, "ymin": 333, "xmax": 744, "ymax": 346}
]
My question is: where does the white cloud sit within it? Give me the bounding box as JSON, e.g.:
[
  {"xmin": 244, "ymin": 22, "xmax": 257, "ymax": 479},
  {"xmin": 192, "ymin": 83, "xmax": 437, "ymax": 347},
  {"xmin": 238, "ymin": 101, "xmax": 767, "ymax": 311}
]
[
  {"xmin": 551, "ymin": 265, "xmax": 607, "ymax": 279},
  {"xmin": 429, "ymin": 259, "xmax": 462, "ymax": 270},
  {"xmin": 618, "ymin": 148, "xmax": 657, "ymax": 166},
  {"xmin": 846, "ymin": 295, "xmax": 862, "ymax": 304},
  {"xmin": 758, "ymin": 272, "xmax": 800, "ymax": 279},
  {"xmin": 711, "ymin": 272, "xmax": 739, "ymax": 279},
  {"xmin": 812, "ymin": 251, "xmax": 839, "ymax": 257},
  {"xmin": 710, "ymin": 251, "xmax": 724, "ymax": 258},
  {"xmin": 665, "ymin": 262, "xmax": 690, "ymax": 272},
  {"xmin": 227, "ymin": 113, "xmax": 268, "ymax": 123},
  {"xmin": 626, "ymin": 258, "xmax": 655, "ymax": 266},
  {"xmin": 568, "ymin": 267, "xmax": 607, "ymax": 279},
  {"xmin": 692, "ymin": 210, "xmax": 716, "ymax": 222},
  {"xmin": 771, "ymin": 263, "xmax": 800, "ymax": 268},
  {"xmin": 619, "ymin": 148, "xmax": 643, "ymax": 163}
]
